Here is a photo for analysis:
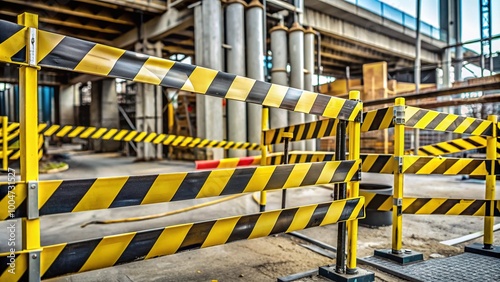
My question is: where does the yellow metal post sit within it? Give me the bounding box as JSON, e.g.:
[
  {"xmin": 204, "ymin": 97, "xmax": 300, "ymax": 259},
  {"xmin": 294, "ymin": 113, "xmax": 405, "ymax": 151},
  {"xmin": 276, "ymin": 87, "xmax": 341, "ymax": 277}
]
[
  {"xmin": 392, "ymin": 97, "xmax": 405, "ymax": 253},
  {"xmin": 2, "ymin": 116, "xmax": 7, "ymax": 170},
  {"xmin": 484, "ymin": 115, "xmax": 497, "ymax": 248},
  {"xmin": 259, "ymin": 107, "xmax": 269, "ymax": 212},
  {"xmin": 347, "ymin": 90, "xmax": 361, "ymax": 272},
  {"xmin": 18, "ymin": 12, "xmax": 41, "ymax": 281}
]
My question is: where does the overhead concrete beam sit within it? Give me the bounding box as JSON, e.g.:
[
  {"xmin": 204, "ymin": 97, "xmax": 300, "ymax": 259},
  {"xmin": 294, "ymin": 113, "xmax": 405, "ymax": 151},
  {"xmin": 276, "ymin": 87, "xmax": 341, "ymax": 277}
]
[{"xmin": 113, "ymin": 8, "xmax": 193, "ymax": 48}]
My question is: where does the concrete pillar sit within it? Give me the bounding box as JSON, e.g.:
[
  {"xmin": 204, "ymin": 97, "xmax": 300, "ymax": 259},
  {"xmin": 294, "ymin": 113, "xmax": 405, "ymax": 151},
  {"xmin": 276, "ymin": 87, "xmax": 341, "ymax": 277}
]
[
  {"xmin": 288, "ymin": 22, "xmax": 306, "ymax": 151},
  {"xmin": 226, "ymin": 0, "xmax": 247, "ymax": 158},
  {"xmin": 59, "ymin": 84, "xmax": 76, "ymax": 125},
  {"xmin": 270, "ymin": 23, "xmax": 289, "ymax": 152},
  {"xmin": 195, "ymin": 0, "xmax": 224, "ymax": 160},
  {"xmin": 246, "ymin": 0, "xmax": 264, "ymax": 156},
  {"xmin": 90, "ymin": 79, "xmax": 120, "ymax": 152},
  {"xmin": 135, "ymin": 41, "xmax": 163, "ymax": 160},
  {"xmin": 442, "ymin": 48, "xmax": 452, "ymax": 88},
  {"xmin": 304, "ymin": 27, "xmax": 316, "ymax": 151}
]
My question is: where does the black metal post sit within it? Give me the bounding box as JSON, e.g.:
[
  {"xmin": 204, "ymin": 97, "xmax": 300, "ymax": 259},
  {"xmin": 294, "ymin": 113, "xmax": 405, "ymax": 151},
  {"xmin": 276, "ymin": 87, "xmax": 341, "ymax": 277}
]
[
  {"xmin": 282, "ymin": 136, "xmax": 290, "ymax": 209},
  {"xmin": 335, "ymin": 120, "xmax": 347, "ymax": 274}
]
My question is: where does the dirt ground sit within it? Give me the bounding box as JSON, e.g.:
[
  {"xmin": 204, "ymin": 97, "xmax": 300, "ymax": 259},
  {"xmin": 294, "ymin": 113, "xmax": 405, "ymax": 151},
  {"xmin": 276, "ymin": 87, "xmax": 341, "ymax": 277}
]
[{"xmin": 2, "ymin": 150, "xmax": 499, "ymax": 281}]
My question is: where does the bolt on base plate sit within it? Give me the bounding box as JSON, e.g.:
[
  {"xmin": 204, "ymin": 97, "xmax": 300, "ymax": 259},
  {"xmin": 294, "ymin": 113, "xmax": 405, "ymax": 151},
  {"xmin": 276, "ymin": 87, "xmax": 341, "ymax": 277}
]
[
  {"xmin": 318, "ymin": 266, "xmax": 374, "ymax": 282},
  {"xmin": 374, "ymin": 249, "xmax": 423, "ymax": 265},
  {"xmin": 465, "ymin": 243, "xmax": 500, "ymax": 258}
]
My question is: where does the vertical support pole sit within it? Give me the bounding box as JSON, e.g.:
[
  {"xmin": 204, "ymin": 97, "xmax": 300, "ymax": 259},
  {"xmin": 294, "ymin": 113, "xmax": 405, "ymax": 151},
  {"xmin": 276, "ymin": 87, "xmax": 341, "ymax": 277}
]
[
  {"xmin": 281, "ymin": 132, "xmax": 293, "ymax": 209},
  {"xmin": 259, "ymin": 107, "xmax": 269, "ymax": 212},
  {"xmin": 2, "ymin": 116, "xmax": 7, "ymax": 170},
  {"xmin": 484, "ymin": 114, "xmax": 497, "ymax": 249},
  {"xmin": 335, "ymin": 120, "xmax": 347, "ymax": 274},
  {"xmin": 392, "ymin": 98, "xmax": 405, "ymax": 254},
  {"xmin": 347, "ymin": 91, "xmax": 361, "ymax": 273},
  {"xmin": 18, "ymin": 12, "xmax": 41, "ymax": 281}
]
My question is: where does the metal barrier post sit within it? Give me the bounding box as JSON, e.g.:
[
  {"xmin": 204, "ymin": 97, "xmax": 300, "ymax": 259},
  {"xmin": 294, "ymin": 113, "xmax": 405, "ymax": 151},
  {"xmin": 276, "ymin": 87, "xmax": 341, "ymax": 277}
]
[
  {"xmin": 484, "ymin": 114, "xmax": 497, "ymax": 249},
  {"xmin": 2, "ymin": 116, "xmax": 7, "ymax": 170},
  {"xmin": 335, "ymin": 120, "xmax": 347, "ymax": 273},
  {"xmin": 281, "ymin": 132, "xmax": 293, "ymax": 209},
  {"xmin": 18, "ymin": 13, "xmax": 41, "ymax": 281},
  {"xmin": 347, "ymin": 90, "xmax": 361, "ymax": 273},
  {"xmin": 259, "ymin": 107, "xmax": 269, "ymax": 212},
  {"xmin": 392, "ymin": 97, "xmax": 405, "ymax": 254}
]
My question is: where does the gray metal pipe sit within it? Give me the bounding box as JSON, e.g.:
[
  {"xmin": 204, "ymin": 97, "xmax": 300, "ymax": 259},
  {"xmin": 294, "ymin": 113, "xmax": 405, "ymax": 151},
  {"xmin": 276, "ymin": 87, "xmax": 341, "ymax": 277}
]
[
  {"xmin": 246, "ymin": 0, "xmax": 264, "ymax": 156},
  {"xmin": 226, "ymin": 0, "xmax": 247, "ymax": 158},
  {"xmin": 288, "ymin": 22, "xmax": 305, "ymax": 151},
  {"xmin": 270, "ymin": 24, "xmax": 289, "ymax": 152},
  {"xmin": 304, "ymin": 26, "xmax": 316, "ymax": 151}
]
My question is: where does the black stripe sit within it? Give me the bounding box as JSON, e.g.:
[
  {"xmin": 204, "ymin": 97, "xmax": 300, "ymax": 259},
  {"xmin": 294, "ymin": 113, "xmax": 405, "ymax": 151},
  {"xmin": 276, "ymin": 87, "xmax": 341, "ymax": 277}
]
[
  {"xmin": 305, "ymin": 202, "xmax": 331, "ymax": 228},
  {"xmin": 161, "ymin": 63, "xmax": 196, "ymax": 89},
  {"xmin": 220, "ymin": 167, "xmax": 257, "ymax": 195},
  {"xmin": 324, "ymin": 119, "xmax": 336, "ymax": 137},
  {"xmin": 338, "ymin": 100, "xmax": 357, "ymax": 121},
  {"xmin": 42, "ymin": 239, "xmax": 101, "ymax": 279},
  {"xmin": 448, "ymin": 141, "xmax": 466, "ymax": 151},
  {"xmin": 226, "ymin": 214, "xmax": 260, "ymax": 242},
  {"xmin": 301, "ymin": 122, "xmax": 312, "ymax": 141},
  {"xmin": 368, "ymin": 155, "xmax": 392, "ymax": 173},
  {"xmin": 206, "ymin": 72, "xmax": 236, "ymax": 98},
  {"xmin": 332, "ymin": 160, "xmax": 355, "ymax": 182},
  {"xmin": 0, "ymin": 20, "xmax": 23, "ymax": 43},
  {"xmin": 445, "ymin": 116, "xmax": 466, "ymax": 132},
  {"xmin": 462, "ymin": 200, "xmax": 487, "ymax": 216},
  {"xmin": 0, "ymin": 253, "xmax": 23, "ymax": 277},
  {"xmin": 292, "ymin": 124, "xmax": 300, "ymax": 141},
  {"xmin": 462, "ymin": 119, "xmax": 482, "ymax": 134},
  {"xmin": 404, "ymin": 158, "xmax": 433, "ymax": 173},
  {"xmin": 403, "ymin": 198, "xmax": 431, "ymax": 214},
  {"xmin": 109, "ymin": 175, "xmax": 158, "ymax": 208},
  {"xmin": 426, "ymin": 113, "xmax": 448, "ymax": 129},
  {"xmin": 39, "ymin": 36, "xmax": 96, "ymax": 70},
  {"xmin": 108, "ymin": 50, "xmax": 149, "ymax": 79},
  {"xmin": 270, "ymin": 208, "xmax": 299, "ymax": 234},
  {"xmin": 11, "ymin": 46, "xmax": 26, "ymax": 63},
  {"xmin": 339, "ymin": 197, "xmax": 360, "ymax": 221},
  {"xmin": 246, "ymin": 80, "xmax": 271, "ymax": 105},
  {"xmin": 465, "ymin": 137, "xmax": 484, "ymax": 148},
  {"xmin": 171, "ymin": 171, "xmax": 211, "ymax": 201},
  {"xmin": 40, "ymin": 179, "xmax": 96, "ymax": 215},
  {"xmin": 53, "ymin": 125, "xmax": 74, "ymax": 137},
  {"xmin": 432, "ymin": 199, "xmax": 460, "ymax": 214},
  {"xmin": 368, "ymin": 108, "xmax": 388, "ymax": 131},
  {"xmin": 480, "ymin": 124, "xmax": 493, "ymax": 136},
  {"xmin": 311, "ymin": 120, "xmax": 323, "ymax": 139},
  {"xmin": 265, "ymin": 164, "xmax": 294, "ymax": 190},
  {"xmin": 178, "ymin": 221, "xmax": 216, "ymax": 251},
  {"xmin": 405, "ymin": 109, "xmax": 428, "ymax": 127},
  {"xmin": 300, "ymin": 162, "xmax": 327, "ymax": 186},
  {"xmin": 433, "ymin": 159, "xmax": 458, "ymax": 174},
  {"xmin": 269, "ymin": 129, "xmax": 280, "ymax": 145},
  {"xmin": 366, "ymin": 194, "xmax": 392, "ymax": 211},
  {"xmin": 459, "ymin": 160, "xmax": 484, "ymax": 175},
  {"xmin": 280, "ymin": 88, "xmax": 303, "ymax": 111},
  {"xmin": 310, "ymin": 95, "xmax": 329, "ymax": 116},
  {"xmin": 433, "ymin": 144, "xmax": 450, "ymax": 154},
  {"xmin": 115, "ymin": 229, "xmax": 164, "ymax": 264},
  {"xmin": 419, "ymin": 148, "xmax": 433, "ymax": 155}
]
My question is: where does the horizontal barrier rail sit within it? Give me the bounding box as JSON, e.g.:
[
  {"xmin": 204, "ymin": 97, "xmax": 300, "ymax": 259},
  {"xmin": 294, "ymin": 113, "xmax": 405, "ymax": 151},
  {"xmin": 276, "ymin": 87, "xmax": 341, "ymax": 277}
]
[
  {"xmin": 361, "ymin": 191, "xmax": 500, "ymax": 216},
  {"xmin": 361, "ymin": 107, "xmax": 394, "ymax": 132},
  {"xmin": 405, "ymin": 107, "xmax": 493, "ymax": 136},
  {"xmin": 0, "ymin": 197, "xmax": 365, "ymax": 280},
  {"xmin": 360, "ymin": 154, "xmax": 395, "ymax": 174},
  {"xmin": 1, "ymin": 160, "xmax": 361, "ymax": 219},
  {"xmin": 406, "ymin": 136, "xmax": 500, "ymax": 157},
  {"xmin": 402, "ymin": 156, "xmax": 492, "ymax": 175},
  {"xmin": 0, "ymin": 134, "xmax": 43, "ymax": 160}
]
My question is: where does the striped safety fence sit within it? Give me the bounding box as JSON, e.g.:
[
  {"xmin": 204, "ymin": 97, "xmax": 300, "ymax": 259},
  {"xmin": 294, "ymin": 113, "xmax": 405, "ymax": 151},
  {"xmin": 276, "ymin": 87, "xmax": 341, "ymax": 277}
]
[{"xmin": 405, "ymin": 135, "xmax": 500, "ymax": 157}]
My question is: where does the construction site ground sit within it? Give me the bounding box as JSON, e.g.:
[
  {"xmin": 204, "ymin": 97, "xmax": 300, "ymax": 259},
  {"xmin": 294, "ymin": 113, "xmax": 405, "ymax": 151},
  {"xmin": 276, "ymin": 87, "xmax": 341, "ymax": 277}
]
[{"xmin": 2, "ymin": 146, "xmax": 499, "ymax": 282}]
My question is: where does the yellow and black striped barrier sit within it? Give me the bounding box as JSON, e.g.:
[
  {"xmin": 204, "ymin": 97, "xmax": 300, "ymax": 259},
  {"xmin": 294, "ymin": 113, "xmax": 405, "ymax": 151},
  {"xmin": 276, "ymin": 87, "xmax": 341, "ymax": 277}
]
[
  {"xmin": 0, "ymin": 134, "xmax": 43, "ymax": 160},
  {"xmin": 405, "ymin": 135, "xmax": 500, "ymax": 157},
  {"xmin": 1, "ymin": 160, "xmax": 361, "ymax": 219},
  {"xmin": 0, "ymin": 197, "xmax": 365, "ymax": 280},
  {"xmin": 401, "ymin": 156, "xmax": 491, "ymax": 175},
  {"xmin": 361, "ymin": 191, "xmax": 500, "ymax": 217},
  {"xmin": 360, "ymin": 154, "xmax": 395, "ymax": 174}
]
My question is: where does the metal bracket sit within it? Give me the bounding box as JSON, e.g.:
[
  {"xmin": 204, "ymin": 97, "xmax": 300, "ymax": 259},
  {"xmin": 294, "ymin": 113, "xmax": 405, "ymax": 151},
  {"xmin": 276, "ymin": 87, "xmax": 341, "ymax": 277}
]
[
  {"xmin": 27, "ymin": 27, "xmax": 37, "ymax": 67},
  {"xmin": 393, "ymin": 198, "xmax": 403, "ymax": 216},
  {"xmin": 28, "ymin": 250, "xmax": 41, "ymax": 282},
  {"xmin": 394, "ymin": 156, "xmax": 403, "ymax": 173},
  {"xmin": 393, "ymin": 105, "xmax": 405, "ymax": 125},
  {"xmin": 27, "ymin": 181, "xmax": 39, "ymax": 220}
]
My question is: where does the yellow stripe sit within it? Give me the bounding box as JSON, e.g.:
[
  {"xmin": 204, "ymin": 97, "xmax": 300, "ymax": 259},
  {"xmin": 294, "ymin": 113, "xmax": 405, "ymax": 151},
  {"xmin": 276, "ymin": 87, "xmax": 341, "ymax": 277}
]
[
  {"xmin": 144, "ymin": 133, "xmax": 158, "ymax": 143},
  {"xmin": 134, "ymin": 56, "xmax": 174, "ymax": 85},
  {"xmin": 197, "ymin": 169, "xmax": 234, "ymax": 198},
  {"xmin": 91, "ymin": 128, "xmax": 108, "ymax": 139},
  {"xmin": 67, "ymin": 126, "xmax": 86, "ymax": 138},
  {"xmin": 72, "ymin": 177, "xmax": 128, "ymax": 212},
  {"xmin": 283, "ymin": 163, "xmax": 312, "ymax": 188},
  {"xmin": 0, "ymin": 27, "xmax": 27, "ymax": 64},
  {"xmin": 123, "ymin": 131, "xmax": 138, "ymax": 142},
  {"xmin": 0, "ymin": 252, "xmax": 27, "ymax": 281},
  {"xmin": 322, "ymin": 98, "xmax": 345, "ymax": 120},
  {"xmin": 286, "ymin": 205, "xmax": 317, "ymax": 232},
  {"xmin": 306, "ymin": 122, "xmax": 317, "ymax": 139},
  {"xmin": 55, "ymin": 125, "xmax": 73, "ymax": 137},
  {"xmin": 146, "ymin": 224, "xmax": 193, "ymax": 259},
  {"xmin": 348, "ymin": 102, "xmax": 362, "ymax": 121},
  {"xmin": 152, "ymin": 134, "xmax": 166, "ymax": 144},
  {"xmin": 41, "ymin": 244, "xmax": 66, "ymax": 276},
  {"xmin": 262, "ymin": 84, "xmax": 288, "ymax": 108},
  {"xmin": 0, "ymin": 183, "xmax": 27, "ymax": 219},
  {"xmin": 78, "ymin": 127, "xmax": 96, "ymax": 138},
  {"xmin": 248, "ymin": 210, "xmax": 281, "ymax": 239},
  {"xmin": 43, "ymin": 125, "xmax": 60, "ymax": 136},
  {"xmin": 445, "ymin": 199, "xmax": 476, "ymax": 215},
  {"xmin": 244, "ymin": 166, "xmax": 276, "ymax": 192},
  {"xmin": 162, "ymin": 135, "xmax": 176, "ymax": 145},
  {"xmin": 102, "ymin": 129, "xmax": 117, "ymax": 140},
  {"xmin": 226, "ymin": 76, "xmax": 255, "ymax": 101},
  {"xmin": 75, "ymin": 44, "xmax": 125, "ymax": 75},
  {"xmin": 112, "ymin": 129, "xmax": 129, "ymax": 141},
  {"xmin": 294, "ymin": 91, "xmax": 316, "ymax": 113},
  {"xmin": 141, "ymin": 172, "xmax": 188, "ymax": 204},
  {"xmin": 201, "ymin": 217, "xmax": 241, "ymax": 248},
  {"xmin": 181, "ymin": 67, "xmax": 218, "ymax": 94},
  {"xmin": 133, "ymin": 132, "xmax": 147, "ymax": 142},
  {"xmin": 316, "ymin": 161, "xmax": 341, "ymax": 184},
  {"xmin": 79, "ymin": 232, "xmax": 136, "ymax": 272},
  {"xmin": 38, "ymin": 30, "xmax": 65, "ymax": 62},
  {"xmin": 39, "ymin": 180, "xmax": 63, "ymax": 208},
  {"xmin": 471, "ymin": 120, "xmax": 492, "ymax": 136},
  {"xmin": 435, "ymin": 114, "xmax": 459, "ymax": 131},
  {"xmin": 455, "ymin": 117, "xmax": 476, "ymax": 134},
  {"xmin": 320, "ymin": 200, "xmax": 346, "ymax": 225},
  {"xmin": 218, "ymin": 158, "xmax": 240, "ymax": 168},
  {"xmin": 413, "ymin": 198, "xmax": 446, "ymax": 214}
]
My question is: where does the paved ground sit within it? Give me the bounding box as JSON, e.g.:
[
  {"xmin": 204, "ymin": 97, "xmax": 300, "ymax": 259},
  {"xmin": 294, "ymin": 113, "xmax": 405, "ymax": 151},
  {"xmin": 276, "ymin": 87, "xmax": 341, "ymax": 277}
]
[{"xmin": 1, "ymin": 147, "xmax": 499, "ymax": 281}]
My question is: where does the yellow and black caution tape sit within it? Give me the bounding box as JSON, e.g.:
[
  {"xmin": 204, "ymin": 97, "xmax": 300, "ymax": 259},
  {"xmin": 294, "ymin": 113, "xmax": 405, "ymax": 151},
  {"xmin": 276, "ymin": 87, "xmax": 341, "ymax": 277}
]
[
  {"xmin": 361, "ymin": 106, "xmax": 394, "ymax": 132},
  {"xmin": 405, "ymin": 107, "xmax": 493, "ymax": 136},
  {"xmin": 1, "ymin": 159, "xmax": 361, "ymax": 219},
  {"xmin": 402, "ymin": 156, "xmax": 491, "ymax": 175},
  {"xmin": 268, "ymin": 151, "xmax": 336, "ymax": 165},
  {"xmin": 361, "ymin": 191, "xmax": 500, "ymax": 217},
  {"xmin": 0, "ymin": 197, "xmax": 365, "ymax": 280},
  {"xmin": 0, "ymin": 134, "xmax": 43, "ymax": 160},
  {"xmin": 360, "ymin": 154, "xmax": 395, "ymax": 174},
  {"xmin": 405, "ymin": 136, "xmax": 500, "ymax": 157}
]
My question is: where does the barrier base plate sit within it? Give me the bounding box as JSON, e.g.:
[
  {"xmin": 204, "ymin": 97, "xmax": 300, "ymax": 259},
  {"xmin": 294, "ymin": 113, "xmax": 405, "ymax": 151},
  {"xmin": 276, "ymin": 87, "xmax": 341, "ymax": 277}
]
[
  {"xmin": 465, "ymin": 243, "xmax": 500, "ymax": 258},
  {"xmin": 318, "ymin": 266, "xmax": 374, "ymax": 282},
  {"xmin": 374, "ymin": 249, "xmax": 423, "ymax": 265}
]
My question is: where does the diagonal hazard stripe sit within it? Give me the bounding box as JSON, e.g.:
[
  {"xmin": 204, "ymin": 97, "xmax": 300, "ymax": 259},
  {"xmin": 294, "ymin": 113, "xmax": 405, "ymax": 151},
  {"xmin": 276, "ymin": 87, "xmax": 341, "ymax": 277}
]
[
  {"xmin": 0, "ymin": 20, "xmax": 27, "ymax": 64},
  {"xmin": 402, "ymin": 156, "xmax": 490, "ymax": 175},
  {"xmin": 405, "ymin": 136, "xmax": 499, "ymax": 157},
  {"xmin": 0, "ymin": 198, "xmax": 364, "ymax": 280},
  {"xmin": 361, "ymin": 107, "xmax": 394, "ymax": 132},
  {"xmin": 263, "ymin": 119, "xmax": 338, "ymax": 145}
]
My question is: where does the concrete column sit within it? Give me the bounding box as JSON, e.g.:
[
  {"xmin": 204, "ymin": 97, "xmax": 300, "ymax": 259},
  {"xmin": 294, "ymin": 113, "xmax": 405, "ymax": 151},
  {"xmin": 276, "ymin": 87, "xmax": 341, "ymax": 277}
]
[
  {"xmin": 270, "ymin": 24, "xmax": 289, "ymax": 152},
  {"xmin": 90, "ymin": 79, "xmax": 120, "ymax": 152},
  {"xmin": 288, "ymin": 22, "xmax": 306, "ymax": 151},
  {"xmin": 59, "ymin": 84, "xmax": 76, "ymax": 125},
  {"xmin": 226, "ymin": 0, "xmax": 247, "ymax": 158},
  {"xmin": 304, "ymin": 26, "xmax": 316, "ymax": 151},
  {"xmin": 135, "ymin": 41, "xmax": 163, "ymax": 160},
  {"xmin": 246, "ymin": 0, "xmax": 264, "ymax": 156},
  {"xmin": 195, "ymin": 0, "xmax": 224, "ymax": 160}
]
